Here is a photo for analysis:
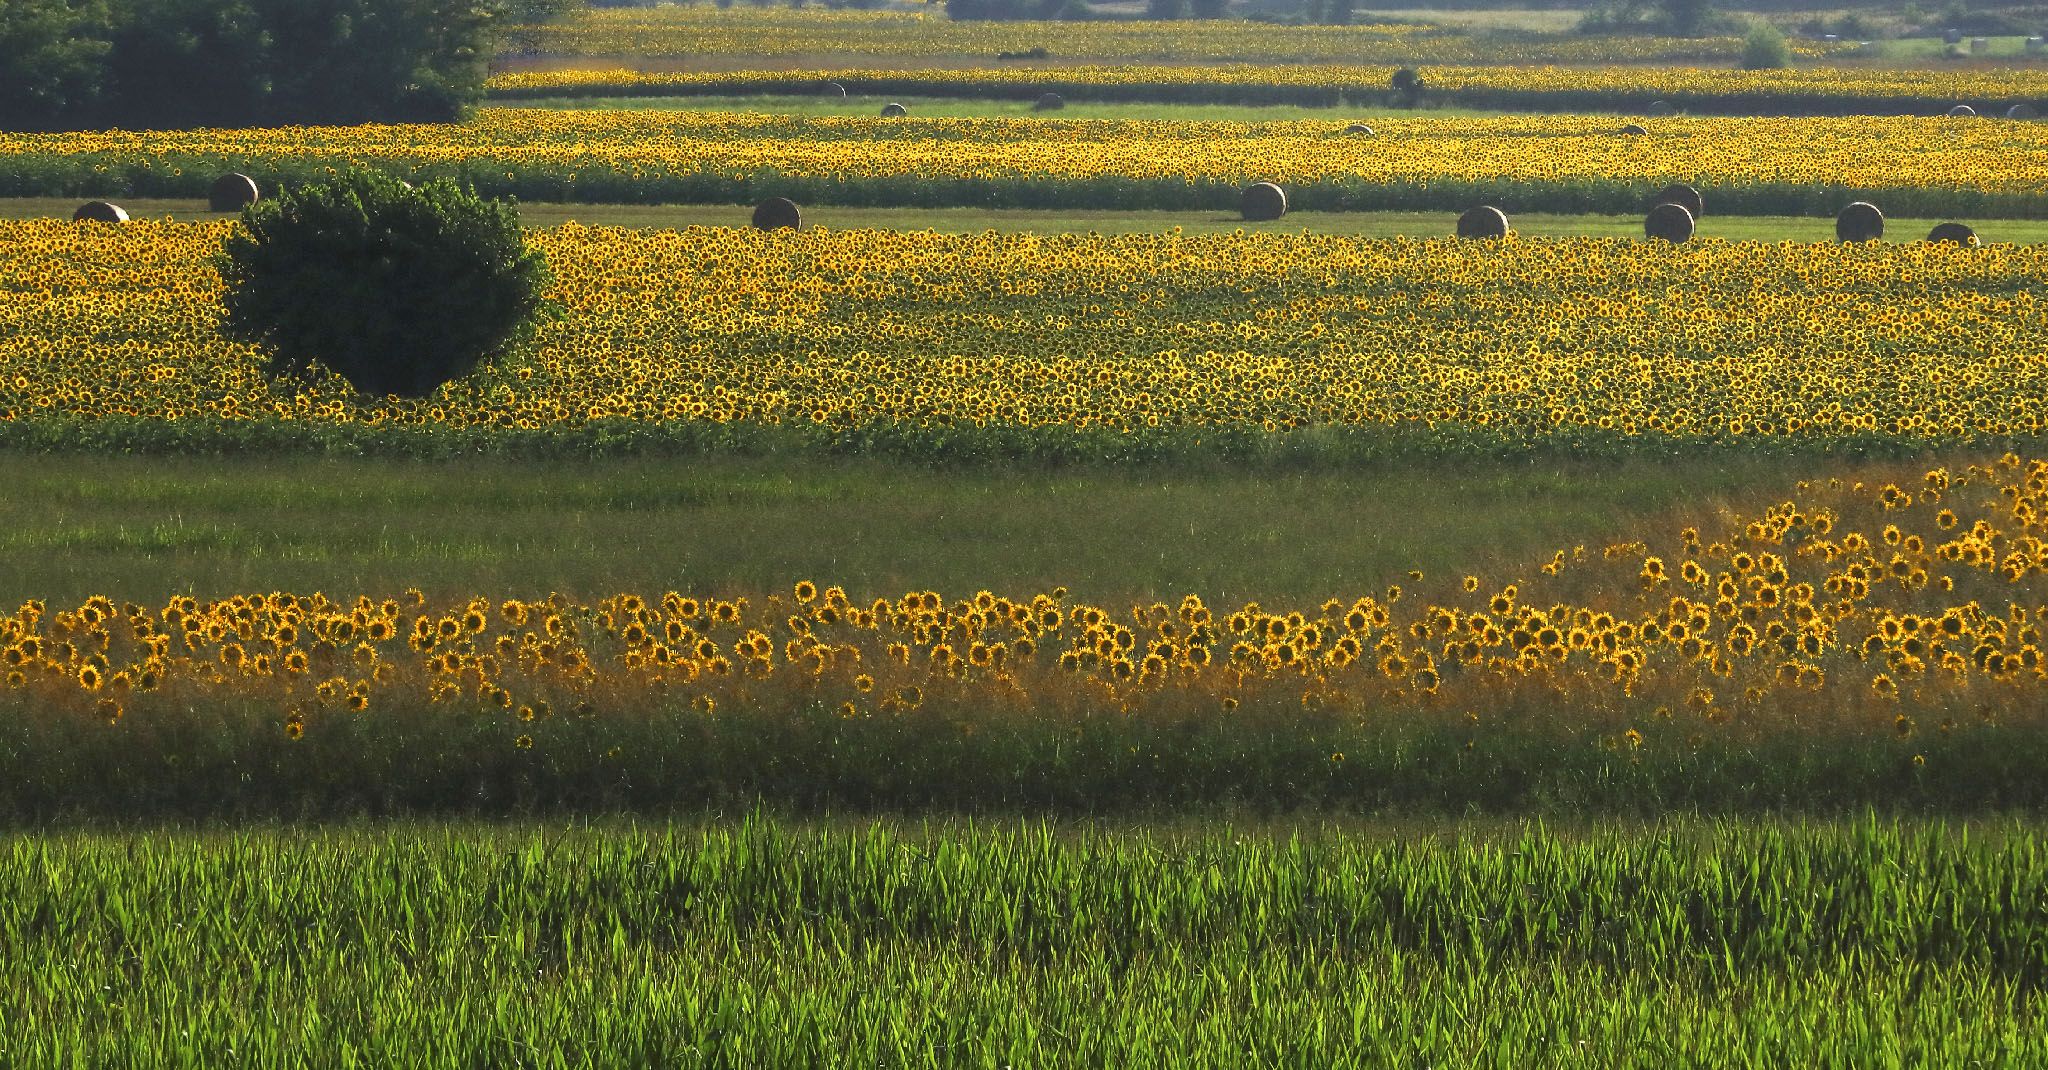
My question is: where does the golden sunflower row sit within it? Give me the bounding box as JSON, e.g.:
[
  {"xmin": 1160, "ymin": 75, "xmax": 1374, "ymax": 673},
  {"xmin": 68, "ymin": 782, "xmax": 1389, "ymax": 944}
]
[
  {"xmin": 489, "ymin": 61, "xmax": 2045, "ymax": 111},
  {"xmin": 3, "ymin": 220, "xmax": 2047, "ymax": 453},
  {"xmin": 8, "ymin": 110, "xmax": 2048, "ymax": 215},
  {"xmin": 8, "ymin": 457, "xmax": 2046, "ymax": 735},
  {"xmin": 500, "ymin": 6, "xmax": 1819, "ymax": 65}
]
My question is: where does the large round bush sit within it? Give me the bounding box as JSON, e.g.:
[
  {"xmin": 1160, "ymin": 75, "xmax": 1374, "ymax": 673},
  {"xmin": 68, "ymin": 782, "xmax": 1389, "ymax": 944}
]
[{"xmin": 216, "ymin": 170, "xmax": 552, "ymax": 398}]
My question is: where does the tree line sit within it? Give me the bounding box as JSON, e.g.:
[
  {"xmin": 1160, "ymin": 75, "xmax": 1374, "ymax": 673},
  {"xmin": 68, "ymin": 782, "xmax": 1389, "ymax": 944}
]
[{"xmin": 1, "ymin": 0, "xmax": 578, "ymax": 131}]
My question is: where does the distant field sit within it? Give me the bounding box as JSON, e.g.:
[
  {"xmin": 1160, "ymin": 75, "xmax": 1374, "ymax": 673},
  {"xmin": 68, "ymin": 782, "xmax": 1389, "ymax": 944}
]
[
  {"xmin": 5, "ymin": 198, "xmax": 2040, "ymax": 242},
  {"xmin": 497, "ymin": 4, "xmax": 1816, "ymax": 65},
  {"xmin": 521, "ymin": 92, "xmax": 1533, "ymax": 122}
]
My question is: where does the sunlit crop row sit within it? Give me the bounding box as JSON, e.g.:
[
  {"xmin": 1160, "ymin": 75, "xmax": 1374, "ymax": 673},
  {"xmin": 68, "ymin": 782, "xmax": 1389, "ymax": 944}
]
[
  {"xmin": 500, "ymin": 5, "xmax": 1822, "ymax": 64},
  {"xmin": 8, "ymin": 110, "xmax": 2048, "ymax": 216},
  {"xmin": 489, "ymin": 61, "xmax": 2048, "ymax": 113},
  {"xmin": 8, "ymin": 457, "xmax": 2046, "ymax": 740},
  {"xmin": 3, "ymin": 220, "xmax": 2047, "ymax": 453}
]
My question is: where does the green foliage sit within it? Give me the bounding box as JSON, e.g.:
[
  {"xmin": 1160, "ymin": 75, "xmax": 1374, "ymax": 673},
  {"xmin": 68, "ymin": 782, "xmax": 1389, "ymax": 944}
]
[
  {"xmin": 2, "ymin": 819, "xmax": 2047, "ymax": 1064},
  {"xmin": 107, "ymin": 0, "xmax": 501, "ymax": 126},
  {"xmin": 0, "ymin": 0, "xmax": 111, "ymax": 131},
  {"xmin": 1578, "ymin": 0, "xmax": 1741, "ymax": 36},
  {"xmin": 1390, "ymin": 65, "xmax": 1424, "ymax": 103},
  {"xmin": 216, "ymin": 170, "xmax": 552, "ymax": 399},
  {"xmin": 1, "ymin": 0, "xmax": 510, "ymax": 130},
  {"xmin": 1742, "ymin": 20, "xmax": 1793, "ymax": 69}
]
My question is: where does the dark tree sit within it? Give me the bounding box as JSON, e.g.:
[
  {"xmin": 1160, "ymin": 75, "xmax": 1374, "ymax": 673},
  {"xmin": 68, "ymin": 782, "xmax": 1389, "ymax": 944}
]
[
  {"xmin": 216, "ymin": 170, "xmax": 554, "ymax": 399},
  {"xmin": 1660, "ymin": 0, "xmax": 1709, "ymax": 36},
  {"xmin": 3, "ymin": 0, "xmax": 521, "ymax": 130},
  {"xmin": 0, "ymin": 0, "xmax": 111, "ymax": 130}
]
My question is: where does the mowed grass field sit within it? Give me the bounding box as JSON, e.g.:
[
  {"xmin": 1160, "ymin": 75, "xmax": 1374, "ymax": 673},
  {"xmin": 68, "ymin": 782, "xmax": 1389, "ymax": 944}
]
[
  {"xmin": 521, "ymin": 93, "xmax": 1560, "ymax": 121},
  {"xmin": 6, "ymin": 197, "xmax": 2040, "ymax": 241},
  {"xmin": 0, "ymin": 452, "xmax": 1827, "ymax": 609}
]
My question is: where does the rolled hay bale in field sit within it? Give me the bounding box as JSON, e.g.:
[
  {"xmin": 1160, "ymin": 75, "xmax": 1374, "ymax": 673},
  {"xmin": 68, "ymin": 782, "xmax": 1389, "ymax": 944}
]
[
  {"xmin": 2007, "ymin": 103, "xmax": 2040, "ymax": 120},
  {"xmin": 73, "ymin": 201, "xmax": 128, "ymax": 223},
  {"xmin": 1943, "ymin": 27, "xmax": 1963, "ymax": 43},
  {"xmin": 880, "ymin": 102, "xmax": 907, "ymax": 117},
  {"xmin": 1033, "ymin": 92, "xmax": 1065, "ymax": 111},
  {"xmin": 1456, "ymin": 205, "xmax": 1511, "ymax": 239},
  {"xmin": 1653, "ymin": 183, "xmax": 1704, "ymax": 219},
  {"xmin": 208, "ymin": 172, "xmax": 260, "ymax": 212},
  {"xmin": 1971, "ymin": 37, "xmax": 1988, "ymax": 52},
  {"xmin": 1643, "ymin": 202, "xmax": 1695, "ymax": 243},
  {"xmin": 751, "ymin": 196, "xmax": 801, "ymax": 232},
  {"xmin": 1646, "ymin": 100, "xmax": 1676, "ymax": 117},
  {"xmin": 1345, "ymin": 122, "xmax": 1374, "ymax": 135},
  {"xmin": 1836, "ymin": 201, "xmax": 1885, "ymax": 242},
  {"xmin": 1239, "ymin": 181, "xmax": 1288, "ymax": 222},
  {"xmin": 1926, "ymin": 221, "xmax": 1979, "ymax": 246},
  {"xmin": 1947, "ymin": 104, "xmax": 1977, "ymax": 117},
  {"xmin": 1620, "ymin": 123, "xmax": 1648, "ymax": 135},
  {"xmin": 823, "ymin": 81, "xmax": 846, "ymax": 98},
  {"xmin": 2029, "ymin": 36, "xmax": 2046, "ymax": 53}
]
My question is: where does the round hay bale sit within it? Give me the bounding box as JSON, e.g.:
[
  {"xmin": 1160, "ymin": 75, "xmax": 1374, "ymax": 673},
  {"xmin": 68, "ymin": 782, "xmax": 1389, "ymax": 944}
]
[
  {"xmin": 1456, "ymin": 205, "xmax": 1510, "ymax": 239},
  {"xmin": 2008, "ymin": 102, "xmax": 2040, "ymax": 120},
  {"xmin": 823, "ymin": 81, "xmax": 846, "ymax": 98},
  {"xmin": 72, "ymin": 201, "xmax": 128, "ymax": 224},
  {"xmin": 1644, "ymin": 202, "xmax": 1695, "ymax": 243},
  {"xmin": 1620, "ymin": 123, "xmax": 1648, "ymax": 136},
  {"xmin": 1836, "ymin": 201, "xmax": 1885, "ymax": 242},
  {"xmin": 1926, "ymin": 221, "xmax": 1979, "ymax": 246},
  {"xmin": 879, "ymin": 102, "xmax": 907, "ymax": 117},
  {"xmin": 1947, "ymin": 104, "xmax": 1977, "ymax": 117},
  {"xmin": 208, "ymin": 172, "xmax": 260, "ymax": 212},
  {"xmin": 1646, "ymin": 100, "xmax": 1676, "ymax": 117},
  {"xmin": 1239, "ymin": 181, "xmax": 1288, "ymax": 222},
  {"xmin": 1033, "ymin": 92, "xmax": 1065, "ymax": 111},
  {"xmin": 751, "ymin": 196, "xmax": 801, "ymax": 232},
  {"xmin": 1653, "ymin": 183, "xmax": 1704, "ymax": 219},
  {"xmin": 1344, "ymin": 122, "xmax": 1374, "ymax": 135}
]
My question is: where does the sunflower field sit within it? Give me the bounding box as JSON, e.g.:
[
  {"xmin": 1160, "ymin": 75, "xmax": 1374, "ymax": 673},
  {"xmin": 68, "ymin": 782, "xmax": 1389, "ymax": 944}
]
[
  {"xmin": 490, "ymin": 61, "xmax": 2048, "ymax": 116},
  {"xmin": 7, "ymin": 111, "xmax": 2048, "ymax": 216},
  {"xmin": 2, "ymin": 219, "xmax": 2045, "ymax": 461},
  {"xmin": 5, "ymin": 452, "xmax": 2048, "ymax": 816}
]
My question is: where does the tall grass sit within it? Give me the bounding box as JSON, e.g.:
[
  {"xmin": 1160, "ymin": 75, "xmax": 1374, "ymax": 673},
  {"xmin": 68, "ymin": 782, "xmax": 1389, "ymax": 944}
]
[
  {"xmin": 3, "ymin": 818, "xmax": 2044, "ymax": 1066},
  {"xmin": 6, "ymin": 683, "xmax": 2044, "ymax": 821},
  {"xmin": 0, "ymin": 451, "xmax": 1830, "ymax": 607}
]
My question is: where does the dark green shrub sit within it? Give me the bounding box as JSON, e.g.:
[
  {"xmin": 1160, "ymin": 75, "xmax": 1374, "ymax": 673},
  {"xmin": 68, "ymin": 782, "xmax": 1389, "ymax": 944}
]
[
  {"xmin": 216, "ymin": 169, "xmax": 552, "ymax": 399},
  {"xmin": 1391, "ymin": 66, "xmax": 1425, "ymax": 105},
  {"xmin": 1741, "ymin": 21, "xmax": 1792, "ymax": 69}
]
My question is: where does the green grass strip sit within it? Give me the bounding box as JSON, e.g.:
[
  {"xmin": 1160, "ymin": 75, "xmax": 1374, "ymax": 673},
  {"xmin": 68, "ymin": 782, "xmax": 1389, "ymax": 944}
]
[{"xmin": 2, "ymin": 818, "xmax": 2044, "ymax": 1066}]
